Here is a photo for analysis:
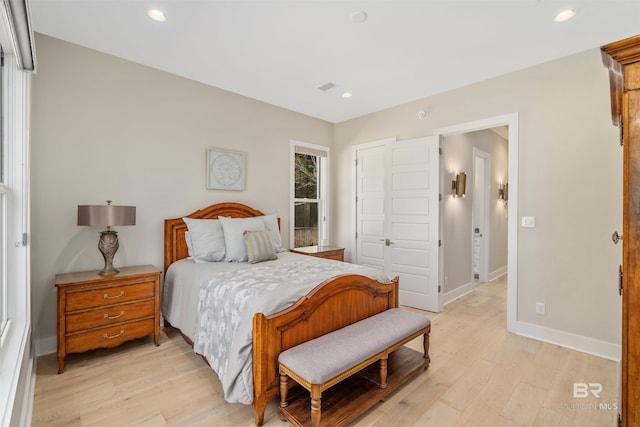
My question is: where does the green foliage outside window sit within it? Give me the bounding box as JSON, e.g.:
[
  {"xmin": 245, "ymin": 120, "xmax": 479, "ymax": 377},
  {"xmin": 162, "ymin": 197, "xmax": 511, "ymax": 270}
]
[{"xmin": 295, "ymin": 154, "xmax": 318, "ymax": 199}]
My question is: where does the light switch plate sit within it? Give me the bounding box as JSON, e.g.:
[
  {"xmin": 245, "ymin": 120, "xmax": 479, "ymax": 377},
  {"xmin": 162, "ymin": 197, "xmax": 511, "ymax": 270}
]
[{"xmin": 521, "ymin": 216, "xmax": 536, "ymax": 228}]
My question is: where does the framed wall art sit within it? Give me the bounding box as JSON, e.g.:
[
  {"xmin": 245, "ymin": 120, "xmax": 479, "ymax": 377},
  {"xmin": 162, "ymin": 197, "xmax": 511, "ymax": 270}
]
[{"xmin": 207, "ymin": 148, "xmax": 245, "ymax": 191}]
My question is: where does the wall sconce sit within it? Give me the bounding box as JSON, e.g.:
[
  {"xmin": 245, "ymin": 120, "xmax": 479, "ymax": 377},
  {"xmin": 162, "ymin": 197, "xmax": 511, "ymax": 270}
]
[
  {"xmin": 452, "ymin": 172, "xmax": 466, "ymax": 197},
  {"xmin": 498, "ymin": 182, "xmax": 509, "ymax": 206}
]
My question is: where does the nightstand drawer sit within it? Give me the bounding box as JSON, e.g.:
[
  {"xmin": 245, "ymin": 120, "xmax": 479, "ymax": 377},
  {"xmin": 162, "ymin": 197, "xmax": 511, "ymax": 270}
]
[
  {"xmin": 290, "ymin": 246, "xmax": 345, "ymax": 262},
  {"xmin": 321, "ymin": 252, "xmax": 344, "ymax": 261},
  {"xmin": 65, "ymin": 318, "xmax": 155, "ymax": 354},
  {"xmin": 66, "ymin": 282, "xmax": 155, "ymax": 311},
  {"xmin": 66, "ymin": 300, "xmax": 156, "ymax": 333}
]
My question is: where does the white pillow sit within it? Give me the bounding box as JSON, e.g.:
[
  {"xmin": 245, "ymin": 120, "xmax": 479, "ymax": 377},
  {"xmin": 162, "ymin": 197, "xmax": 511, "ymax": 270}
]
[
  {"xmin": 219, "ymin": 216, "xmax": 268, "ymax": 262},
  {"xmin": 182, "ymin": 217, "xmax": 226, "ymax": 263},
  {"xmin": 185, "ymin": 231, "xmax": 194, "ymax": 257},
  {"xmin": 260, "ymin": 214, "xmax": 285, "ymax": 252}
]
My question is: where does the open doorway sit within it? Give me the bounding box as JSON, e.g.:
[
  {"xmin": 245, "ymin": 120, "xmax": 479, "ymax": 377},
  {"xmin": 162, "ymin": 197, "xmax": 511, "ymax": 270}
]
[
  {"xmin": 350, "ymin": 113, "xmax": 518, "ymax": 328},
  {"xmin": 441, "ymin": 129, "xmax": 508, "ymax": 303},
  {"xmin": 434, "ymin": 113, "xmax": 518, "ymax": 332}
]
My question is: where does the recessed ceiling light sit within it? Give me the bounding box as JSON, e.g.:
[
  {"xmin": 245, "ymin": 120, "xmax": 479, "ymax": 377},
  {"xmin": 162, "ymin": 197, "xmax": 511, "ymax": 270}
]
[
  {"xmin": 350, "ymin": 11, "xmax": 368, "ymax": 24},
  {"xmin": 148, "ymin": 9, "xmax": 167, "ymax": 22},
  {"xmin": 342, "ymin": 92, "xmax": 353, "ymax": 99},
  {"xmin": 553, "ymin": 9, "xmax": 576, "ymax": 22}
]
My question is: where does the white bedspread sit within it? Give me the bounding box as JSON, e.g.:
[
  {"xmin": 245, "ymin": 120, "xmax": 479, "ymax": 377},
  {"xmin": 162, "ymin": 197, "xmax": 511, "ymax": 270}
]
[{"xmin": 161, "ymin": 252, "xmax": 390, "ymax": 404}]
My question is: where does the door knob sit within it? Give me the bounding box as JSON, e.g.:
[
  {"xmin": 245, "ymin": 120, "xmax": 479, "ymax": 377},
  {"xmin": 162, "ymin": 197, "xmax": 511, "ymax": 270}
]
[{"xmin": 612, "ymin": 231, "xmax": 623, "ymax": 244}]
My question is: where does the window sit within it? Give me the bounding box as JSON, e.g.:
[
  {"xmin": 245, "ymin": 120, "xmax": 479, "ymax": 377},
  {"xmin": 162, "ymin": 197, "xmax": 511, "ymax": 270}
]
[
  {"xmin": 0, "ymin": 51, "xmax": 4, "ymax": 337},
  {"xmin": 0, "ymin": 185, "xmax": 5, "ymax": 337},
  {"xmin": 290, "ymin": 141, "xmax": 329, "ymax": 248},
  {"xmin": 0, "ymin": 2, "xmax": 33, "ymax": 424},
  {"xmin": 0, "ymin": 51, "xmax": 30, "ymax": 427}
]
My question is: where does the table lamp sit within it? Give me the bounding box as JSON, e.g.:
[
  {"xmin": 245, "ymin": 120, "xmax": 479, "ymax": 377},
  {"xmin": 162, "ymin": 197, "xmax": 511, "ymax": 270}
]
[{"xmin": 77, "ymin": 200, "xmax": 136, "ymax": 276}]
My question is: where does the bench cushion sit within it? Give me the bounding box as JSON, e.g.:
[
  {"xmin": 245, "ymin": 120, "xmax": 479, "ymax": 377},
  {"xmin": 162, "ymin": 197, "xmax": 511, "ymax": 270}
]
[{"xmin": 278, "ymin": 308, "xmax": 430, "ymax": 385}]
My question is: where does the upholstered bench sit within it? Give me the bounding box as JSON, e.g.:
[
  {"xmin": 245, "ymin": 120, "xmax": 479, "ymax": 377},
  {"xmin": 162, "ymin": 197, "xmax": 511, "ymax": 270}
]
[{"xmin": 278, "ymin": 308, "xmax": 431, "ymax": 427}]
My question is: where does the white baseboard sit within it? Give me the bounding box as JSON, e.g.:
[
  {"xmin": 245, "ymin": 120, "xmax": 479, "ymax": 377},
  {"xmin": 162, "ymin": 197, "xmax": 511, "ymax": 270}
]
[
  {"xmin": 36, "ymin": 308, "xmax": 618, "ymax": 368},
  {"xmin": 35, "ymin": 336, "xmax": 56, "ymax": 357},
  {"xmin": 489, "ymin": 265, "xmax": 507, "ymax": 281},
  {"xmin": 443, "ymin": 270, "xmax": 506, "ymax": 307},
  {"xmin": 443, "ymin": 281, "xmax": 475, "ymax": 306},
  {"xmin": 514, "ymin": 320, "xmax": 621, "ymax": 362}
]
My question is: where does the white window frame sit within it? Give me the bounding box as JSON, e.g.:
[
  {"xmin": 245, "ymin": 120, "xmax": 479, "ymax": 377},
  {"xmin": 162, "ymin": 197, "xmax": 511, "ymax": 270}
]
[
  {"xmin": 290, "ymin": 140, "xmax": 330, "ymax": 249},
  {"xmin": 0, "ymin": 54, "xmax": 5, "ymax": 338},
  {"xmin": 0, "ymin": 52, "xmax": 31, "ymax": 427}
]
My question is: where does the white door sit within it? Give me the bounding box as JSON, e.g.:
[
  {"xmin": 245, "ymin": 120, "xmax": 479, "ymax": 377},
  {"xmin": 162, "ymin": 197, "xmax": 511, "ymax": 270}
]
[
  {"xmin": 472, "ymin": 148, "xmax": 490, "ymax": 282},
  {"xmin": 355, "ymin": 136, "xmax": 441, "ymax": 312},
  {"xmin": 355, "ymin": 144, "xmax": 386, "ymax": 269}
]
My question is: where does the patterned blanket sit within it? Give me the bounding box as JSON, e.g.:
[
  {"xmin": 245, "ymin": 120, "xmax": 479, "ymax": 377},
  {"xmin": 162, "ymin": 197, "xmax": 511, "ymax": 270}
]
[{"xmin": 193, "ymin": 257, "xmax": 388, "ymax": 404}]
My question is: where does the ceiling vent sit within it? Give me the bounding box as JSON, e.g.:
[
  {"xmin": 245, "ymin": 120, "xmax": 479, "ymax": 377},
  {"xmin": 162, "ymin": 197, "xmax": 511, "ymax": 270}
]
[{"xmin": 317, "ymin": 82, "xmax": 336, "ymax": 91}]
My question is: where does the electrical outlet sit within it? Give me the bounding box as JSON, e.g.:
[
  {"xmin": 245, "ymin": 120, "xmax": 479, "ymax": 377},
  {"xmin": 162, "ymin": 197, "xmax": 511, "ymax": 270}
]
[{"xmin": 536, "ymin": 302, "xmax": 546, "ymax": 315}]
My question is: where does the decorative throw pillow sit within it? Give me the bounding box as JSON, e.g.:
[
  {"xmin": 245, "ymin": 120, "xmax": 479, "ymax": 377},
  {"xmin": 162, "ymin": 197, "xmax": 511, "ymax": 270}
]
[
  {"xmin": 182, "ymin": 217, "xmax": 226, "ymax": 263},
  {"xmin": 219, "ymin": 216, "xmax": 268, "ymax": 262},
  {"xmin": 243, "ymin": 229, "xmax": 277, "ymax": 264}
]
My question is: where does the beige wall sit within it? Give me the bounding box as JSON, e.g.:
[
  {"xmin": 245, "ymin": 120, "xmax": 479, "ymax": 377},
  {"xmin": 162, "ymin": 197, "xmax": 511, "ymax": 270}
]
[
  {"xmin": 333, "ymin": 48, "xmax": 622, "ymax": 349},
  {"xmin": 30, "ymin": 34, "xmax": 333, "ymax": 350},
  {"xmin": 31, "ymin": 33, "xmax": 623, "ymax": 356}
]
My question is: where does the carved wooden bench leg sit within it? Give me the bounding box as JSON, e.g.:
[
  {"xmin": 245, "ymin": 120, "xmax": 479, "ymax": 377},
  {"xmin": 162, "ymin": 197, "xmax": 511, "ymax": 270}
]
[
  {"xmin": 380, "ymin": 355, "xmax": 388, "ymax": 389},
  {"xmin": 279, "ymin": 373, "xmax": 289, "ymax": 420},
  {"xmin": 423, "ymin": 330, "xmax": 431, "ymax": 368},
  {"xmin": 310, "ymin": 384, "xmax": 322, "ymax": 427}
]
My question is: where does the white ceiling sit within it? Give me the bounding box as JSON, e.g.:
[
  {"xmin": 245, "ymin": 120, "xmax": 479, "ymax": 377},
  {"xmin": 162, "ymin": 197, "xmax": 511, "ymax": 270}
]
[{"xmin": 29, "ymin": 1, "xmax": 640, "ymax": 123}]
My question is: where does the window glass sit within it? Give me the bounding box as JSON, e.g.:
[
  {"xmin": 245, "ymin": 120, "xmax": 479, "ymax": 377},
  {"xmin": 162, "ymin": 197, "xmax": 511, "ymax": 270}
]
[
  {"xmin": 0, "ymin": 192, "xmax": 4, "ymax": 335},
  {"xmin": 294, "ymin": 153, "xmax": 320, "ymax": 247},
  {"xmin": 294, "ymin": 154, "xmax": 318, "ymax": 199},
  {"xmin": 292, "ymin": 144, "xmax": 328, "ymax": 249},
  {"xmin": 0, "ymin": 53, "xmax": 3, "ymax": 184},
  {"xmin": 294, "ymin": 201, "xmax": 318, "ymax": 247},
  {"xmin": 0, "ymin": 52, "xmax": 5, "ymax": 335}
]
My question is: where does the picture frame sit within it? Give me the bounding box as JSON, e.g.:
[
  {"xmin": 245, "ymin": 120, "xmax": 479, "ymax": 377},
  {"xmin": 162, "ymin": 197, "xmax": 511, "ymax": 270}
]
[{"xmin": 206, "ymin": 148, "xmax": 245, "ymax": 191}]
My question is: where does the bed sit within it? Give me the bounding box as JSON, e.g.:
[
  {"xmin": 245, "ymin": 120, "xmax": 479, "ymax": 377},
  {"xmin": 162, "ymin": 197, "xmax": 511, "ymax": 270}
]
[{"xmin": 163, "ymin": 202, "xmax": 399, "ymax": 425}]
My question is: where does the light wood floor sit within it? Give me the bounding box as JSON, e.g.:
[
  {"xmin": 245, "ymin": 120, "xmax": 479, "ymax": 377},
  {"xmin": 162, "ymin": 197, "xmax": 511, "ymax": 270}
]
[{"xmin": 32, "ymin": 276, "xmax": 619, "ymax": 426}]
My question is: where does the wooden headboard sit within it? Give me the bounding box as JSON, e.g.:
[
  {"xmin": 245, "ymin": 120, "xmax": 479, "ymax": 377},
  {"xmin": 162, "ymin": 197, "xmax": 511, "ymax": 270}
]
[{"xmin": 163, "ymin": 202, "xmax": 265, "ymax": 272}]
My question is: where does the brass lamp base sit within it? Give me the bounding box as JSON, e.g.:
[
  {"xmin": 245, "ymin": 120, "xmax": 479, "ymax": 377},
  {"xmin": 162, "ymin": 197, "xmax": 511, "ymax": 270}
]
[
  {"xmin": 99, "ymin": 268, "xmax": 119, "ymax": 276},
  {"xmin": 98, "ymin": 230, "xmax": 120, "ymax": 276}
]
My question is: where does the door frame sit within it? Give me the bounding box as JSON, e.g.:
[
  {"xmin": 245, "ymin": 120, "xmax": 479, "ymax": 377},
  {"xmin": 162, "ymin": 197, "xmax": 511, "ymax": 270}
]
[{"xmin": 434, "ymin": 112, "xmax": 518, "ymax": 332}]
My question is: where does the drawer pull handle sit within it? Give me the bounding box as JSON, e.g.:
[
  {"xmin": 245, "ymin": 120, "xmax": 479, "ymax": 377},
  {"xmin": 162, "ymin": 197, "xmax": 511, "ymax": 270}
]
[
  {"xmin": 103, "ymin": 291, "xmax": 125, "ymax": 299},
  {"xmin": 104, "ymin": 311, "xmax": 124, "ymax": 320},
  {"xmin": 103, "ymin": 330, "xmax": 125, "ymax": 339}
]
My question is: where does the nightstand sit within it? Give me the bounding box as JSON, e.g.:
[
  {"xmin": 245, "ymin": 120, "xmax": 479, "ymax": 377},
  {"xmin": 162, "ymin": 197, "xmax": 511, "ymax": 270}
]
[
  {"xmin": 290, "ymin": 245, "xmax": 345, "ymax": 262},
  {"xmin": 55, "ymin": 265, "xmax": 161, "ymax": 373}
]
